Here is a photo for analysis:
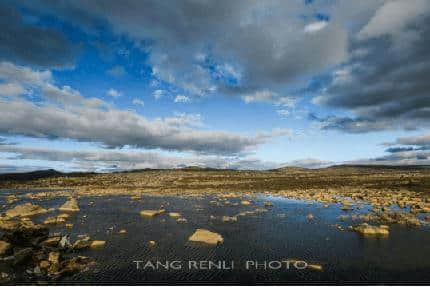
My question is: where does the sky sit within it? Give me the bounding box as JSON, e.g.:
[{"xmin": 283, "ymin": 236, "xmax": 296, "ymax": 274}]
[{"xmin": 1, "ymin": 0, "xmax": 430, "ymax": 173}]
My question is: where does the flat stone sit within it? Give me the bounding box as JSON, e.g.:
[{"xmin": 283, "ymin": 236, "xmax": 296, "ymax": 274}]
[
  {"xmin": 350, "ymin": 223, "xmax": 389, "ymax": 237},
  {"xmin": 140, "ymin": 209, "xmax": 165, "ymax": 217},
  {"xmin": 222, "ymin": 216, "xmax": 237, "ymax": 223},
  {"xmin": 59, "ymin": 198, "xmax": 80, "ymax": 212},
  {"xmin": 90, "ymin": 240, "xmax": 106, "ymax": 248},
  {"xmin": 188, "ymin": 229, "xmax": 224, "ymax": 245},
  {"xmin": 5, "ymin": 203, "xmax": 49, "ymax": 218},
  {"xmin": 168, "ymin": 212, "xmax": 181, "ymax": 218},
  {"xmin": 0, "ymin": 240, "xmax": 11, "ymax": 255}
]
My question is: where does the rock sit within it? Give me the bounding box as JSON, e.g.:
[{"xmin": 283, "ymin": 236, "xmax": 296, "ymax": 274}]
[
  {"xmin": 39, "ymin": 260, "xmax": 51, "ymax": 269},
  {"xmin": 118, "ymin": 229, "xmax": 127, "ymax": 234},
  {"xmin": 90, "ymin": 240, "xmax": 106, "ymax": 248},
  {"xmin": 59, "ymin": 235, "xmax": 72, "ymax": 249},
  {"xmin": 57, "ymin": 213, "xmax": 70, "ymax": 219},
  {"xmin": 43, "ymin": 217, "xmax": 58, "ymax": 225},
  {"xmin": 65, "ymin": 224, "xmax": 73, "ymax": 229},
  {"xmin": 41, "ymin": 236, "xmax": 61, "ymax": 247},
  {"xmin": 241, "ymin": 200, "xmax": 252, "ymax": 206},
  {"xmin": 6, "ymin": 195, "xmax": 19, "ymax": 204},
  {"xmin": 140, "ymin": 209, "xmax": 165, "ymax": 217},
  {"xmin": 148, "ymin": 240, "xmax": 156, "ymax": 247},
  {"xmin": 48, "ymin": 252, "xmax": 60, "ymax": 265},
  {"xmin": 0, "ymin": 219, "xmax": 48, "ymax": 245},
  {"xmin": 323, "ymin": 204, "xmax": 329, "ymax": 208},
  {"xmin": 168, "ymin": 212, "xmax": 181, "ymax": 218},
  {"xmin": 264, "ymin": 201, "xmax": 273, "ymax": 207},
  {"xmin": 222, "ymin": 216, "xmax": 237, "ymax": 223},
  {"xmin": 14, "ymin": 248, "xmax": 34, "ymax": 265},
  {"xmin": 307, "ymin": 214, "xmax": 314, "ymax": 221},
  {"xmin": 130, "ymin": 195, "xmax": 141, "ymax": 200},
  {"xmin": 5, "ymin": 203, "xmax": 49, "ymax": 218},
  {"xmin": 176, "ymin": 218, "xmax": 187, "ymax": 223},
  {"xmin": 73, "ymin": 237, "xmax": 92, "ymax": 250},
  {"xmin": 350, "ymin": 223, "xmax": 389, "ymax": 237},
  {"xmin": 338, "ymin": 215, "xmax": 349, "ymax": 222},
  {"xmin": 0, "ymin": 240, "xmax": 11, "ymax": 255},
  {"xmin": 59, "ymin": 198, "xmax": 80, "ymax": 212},
  {"xmin": 188, "ymin": 229, "xmax": 224, "ymax": 245},
  {"xmin": 210, "ymin": 215, "xmax": 216, "ymax": 220}
]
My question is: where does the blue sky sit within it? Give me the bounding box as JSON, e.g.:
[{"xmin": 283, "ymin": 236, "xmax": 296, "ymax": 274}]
[{"xmin": 1, "ymin": 0, "xmax": 430, "ymax": 172}]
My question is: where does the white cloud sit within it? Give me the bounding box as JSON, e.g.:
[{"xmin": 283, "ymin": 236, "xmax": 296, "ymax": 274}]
[
  {"xmin": 107, "ymin": 88, "xmax": 122, "ymax": 98},
  {"xmin": 0, "ymin": 62, "xmax": 291, "ymax": 156},
  {"xmin": 357, "ymin": 0, "xmax": 430, "ymax": 40},
  {"xmin": 0, "ymin": 82, "xmax": 27, "ymax": 97},
  {"xmin": 153, "ymin": 89, "xmax": 164, "ymax": 100},
  {"xmin": 242, "ymin": 90, "xmax": 295, "ymax": 108},
  {"xmin": 304, "ymin": 21, "xmax": 328, "ymax": 33},
  {"xmin": 277, "ymin": 109, "xmax": 290, "ymax": 117},
  {"xmin": 132, "ymin": 98, "xmax": 144, "ymax": 106},
  {"xmin": 174, "ymin": 95, "xmax": 190, "ymax": 103}
]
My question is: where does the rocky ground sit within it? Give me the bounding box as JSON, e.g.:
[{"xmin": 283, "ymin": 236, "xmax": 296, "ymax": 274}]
[{"xmin": 1, "ymin": 165, "xmax": 430, "ymax": 282}]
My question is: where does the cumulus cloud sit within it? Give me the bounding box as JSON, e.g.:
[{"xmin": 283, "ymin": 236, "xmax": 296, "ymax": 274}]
[
  {"xmin": 0, "ymin": 61, "xmax": 290, "ymax": 156},
  {"xmin": 0, "ymin": 2, "xmax": 80, "ymax": 68},
  {"xmin": 0, "ymin": 144, "xmax": 286, "ymax": 171},
  {"xmin": 242, "ymin": 90, "xmax": 295, "ymax": 107},
  {"xmin": 107, "ymin": 88, "xmax": 122, "ymax": 98},
  {"xmin": 132, "ymin": 98, "xmax": 144, "ymax": 106},
  {"xmin": 153, "ymin": 89, "xmax": 164, "ymax": 100},
  {"xmin": 174, "ymin": 95, "xmax": 190, "ymax": 103},
  {"xmin": 20, "ymin": 0, "xmax": 351, "ymax": 102},
  {"xmin": 312, "ymin": 1, "xmax": 430, "ymax": 133}
]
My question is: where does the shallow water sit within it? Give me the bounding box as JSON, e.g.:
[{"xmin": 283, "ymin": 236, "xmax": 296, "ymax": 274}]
[{"xmin": 1, "ymin": 190, "xmax": 430, "ymax": 284}]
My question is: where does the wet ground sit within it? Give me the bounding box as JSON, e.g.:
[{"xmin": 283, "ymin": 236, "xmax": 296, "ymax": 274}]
[{"xmin": 1, "ymin": 189, "xmax": 430, "ymax": 284}]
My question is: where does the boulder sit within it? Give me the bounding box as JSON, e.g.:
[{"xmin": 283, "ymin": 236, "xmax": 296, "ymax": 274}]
[
  {"xmin": 59, "ymin": 198, "xmax": 80, "ymax": 212},
  {"xmin": 222, "ymin": 216, "xmax": 237, "ymax": 223},
  {"xmin": 264, "ymin": 201, "xmax": 273, "ymax": 207},
  {"xmin": 41, "ymin": 236, "xmax": 61, "ymax": 247},
  {"xmin": 140, "ymin": 209, "xmax": 165, "ymax": 217},
  {"xmin": 188, "ymin": 229, "xmax": 224, "ymax": 245},
  {"xmin": 90, "ymin": 240, "xmax": 106, "ymax": 248},
  {"xmin": 5, "ymin": 203, "xmax": 49, "ymax": 218},
  {"xmin": 350, "ymin": 223, "xmax": 389, "ymax": 236},
  {"xmin": 168, "ymin": 212, "xmax": 181, "ymax": 218},
  {"xmin": 0, "ymin": 240, "xmax": 11, "ymax": 255}
]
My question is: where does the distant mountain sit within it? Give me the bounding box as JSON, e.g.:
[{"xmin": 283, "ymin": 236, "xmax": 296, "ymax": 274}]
[{"xmin": 0, "ymin": 169, "xmax": 63, "ymax": 181}]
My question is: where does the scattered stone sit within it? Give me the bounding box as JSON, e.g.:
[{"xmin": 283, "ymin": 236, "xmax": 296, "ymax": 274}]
[
  {"xmin": 5, "ymin": 203, "xmax": 49, "ymax": 218},
  {"xmin": 222, "ymin": 216, "xmax": 238, "ymax": 223},
  {"xmin": 59, "ymin": 198, "xmax": 80, "ymax": 212},
  {"xmin": 43, "ymin": 216, "xmax": 66, "ymax": 225},
  {"xmin": 264, "ymin": 201, "xmax": 273, "ymax": 207},
  {"xmin": 241, "ymin": 200, "xmax": 252, "ymax": 206},
  {"xmin": 118, "ymin": 229, "xmax": 127, "ymax": 234},
  {"xmin": 350, "ymin": 223, "xmax": 389, "ymax": 237},
  {"xmin": 0, "ymin": 240, "xmax": 11, "ymax": 255},
  {"xmin": 40, "ymin": 260, "xmax": 51, "ymax": 269},
  {"xmin": 168, "ymin": 212, "xmax": 181, "ymax": 218},
  {"xmin": 176, "ymin": 218, "xmax": 187, "ymax": 223},
  {"xmin": 90, "ymin": 240, "xmax": 106, "ymax": 248},
  {"xmin": 140, "ymin": 209, "xmax": 165, "ymax": 217},
  {"xmin": 6, "ymin": 195, "xmax": 19, "ymax": 204},
  {"xmin": 188, "ymin": 229, "xmax": 224, "ymax": 245},
  {"xmin": 59, "ymin": 236, "xmax": 72, "ymax": 249},
  {"xmin": 41, "ymin": 236, "xmax": 61, "ymax": 247}
]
